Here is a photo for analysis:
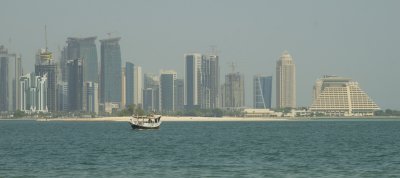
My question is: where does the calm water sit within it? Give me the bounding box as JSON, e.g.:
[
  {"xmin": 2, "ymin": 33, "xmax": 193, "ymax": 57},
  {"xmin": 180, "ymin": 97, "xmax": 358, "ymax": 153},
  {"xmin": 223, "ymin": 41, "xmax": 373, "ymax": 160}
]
[{"xmin": 1, "ymin": 120, "xmax": 400, "ymax": 177}]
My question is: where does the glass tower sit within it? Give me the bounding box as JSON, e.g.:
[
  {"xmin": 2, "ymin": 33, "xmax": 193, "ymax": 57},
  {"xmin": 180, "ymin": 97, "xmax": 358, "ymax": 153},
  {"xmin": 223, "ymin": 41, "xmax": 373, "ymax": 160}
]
[
  {"xmin": 66, "ymin": 37, "xmax": 98, "ymax": 82},
  {"xmin": 100, "ymin": 37, "xmax": 122, "ymax": 104},
  {"xmin": 253, "ymin": 75, "xmax": 272, "ymax": 109},
  {"xmin": 125, "ymin": 62, "xmax": 134, "ymax": 106}
]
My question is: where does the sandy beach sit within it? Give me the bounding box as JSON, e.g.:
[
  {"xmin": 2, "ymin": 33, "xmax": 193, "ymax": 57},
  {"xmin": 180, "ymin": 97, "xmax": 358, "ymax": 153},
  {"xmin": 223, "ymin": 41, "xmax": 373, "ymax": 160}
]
[{"xmin": 35, "ymin": 116, "xmax": 289, "ymax": 122}]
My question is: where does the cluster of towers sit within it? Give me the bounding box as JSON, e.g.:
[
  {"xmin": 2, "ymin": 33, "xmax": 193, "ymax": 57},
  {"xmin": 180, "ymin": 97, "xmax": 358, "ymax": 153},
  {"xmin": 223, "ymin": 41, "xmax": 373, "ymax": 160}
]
[{"xmin": 0, "ymin": 37, "xmax": 301, "ymax": 115}]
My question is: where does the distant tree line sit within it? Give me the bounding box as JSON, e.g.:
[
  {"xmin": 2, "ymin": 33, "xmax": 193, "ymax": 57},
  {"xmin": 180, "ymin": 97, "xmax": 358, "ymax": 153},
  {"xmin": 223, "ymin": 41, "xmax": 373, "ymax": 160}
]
[{"xmin": 374, "ymin": 109, "xmax": 400, "ymax": 116}]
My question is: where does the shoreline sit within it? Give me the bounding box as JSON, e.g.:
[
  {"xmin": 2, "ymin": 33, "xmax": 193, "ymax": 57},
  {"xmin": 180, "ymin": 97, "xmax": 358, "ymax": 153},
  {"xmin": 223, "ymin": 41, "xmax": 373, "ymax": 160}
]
[{"xmin": 1, "ymin": 116, "xmax": 400, "ymax": 122}]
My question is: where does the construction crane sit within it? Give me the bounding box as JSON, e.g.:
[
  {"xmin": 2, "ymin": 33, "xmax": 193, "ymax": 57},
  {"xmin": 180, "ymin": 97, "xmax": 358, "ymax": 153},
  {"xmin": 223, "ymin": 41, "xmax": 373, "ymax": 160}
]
[{"xmin": 106, "ymin": 31, "xmax": 118, "ymax": 38}]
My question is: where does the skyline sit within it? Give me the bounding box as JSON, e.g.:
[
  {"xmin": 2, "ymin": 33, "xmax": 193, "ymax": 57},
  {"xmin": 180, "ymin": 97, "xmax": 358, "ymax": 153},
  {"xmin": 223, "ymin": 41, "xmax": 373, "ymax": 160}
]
[{"xmin": 1, "ymin": 0, "xmax": 399, "ymax": 109}]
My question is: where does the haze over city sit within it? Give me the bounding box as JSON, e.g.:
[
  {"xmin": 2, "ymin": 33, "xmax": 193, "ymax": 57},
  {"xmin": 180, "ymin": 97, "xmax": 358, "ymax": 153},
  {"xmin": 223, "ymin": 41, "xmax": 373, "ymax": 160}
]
[{"xmin": 1, "ymin": 0, "xmax": 399, "ymax": 109}]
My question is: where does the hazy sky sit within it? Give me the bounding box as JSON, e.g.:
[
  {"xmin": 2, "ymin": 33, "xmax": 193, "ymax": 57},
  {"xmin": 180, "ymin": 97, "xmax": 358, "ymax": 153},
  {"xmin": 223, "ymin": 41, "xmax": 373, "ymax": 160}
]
[{"xmin": 1, "ymin": 0, "xmax": 399, "ymax": 109}]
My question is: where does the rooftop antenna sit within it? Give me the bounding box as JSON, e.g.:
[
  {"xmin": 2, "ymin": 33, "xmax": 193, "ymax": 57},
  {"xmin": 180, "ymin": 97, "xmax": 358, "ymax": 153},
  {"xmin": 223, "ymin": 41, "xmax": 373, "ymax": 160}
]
[
  {"xmin": 209, "ymin": 45, "xmax": 218, "ymax": 55},
  {"xmin": 45, "ymin": 25, "xmax": 48, "ymax": 52},
  {"xmin": 230, "ymin": 62, "xmax": 235, "ymax": 73}
]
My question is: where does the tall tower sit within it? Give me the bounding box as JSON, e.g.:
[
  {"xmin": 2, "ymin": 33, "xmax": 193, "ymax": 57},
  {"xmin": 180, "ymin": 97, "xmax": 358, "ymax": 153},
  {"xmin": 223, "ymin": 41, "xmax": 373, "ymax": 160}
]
[
  {"xmin": 201, "ymin": 55, "xmax": 220, "ymax": 109},
  {"xmin": 65, "ymin": 37, "xmax": 98, "ymax": 82},
  {"xmin": 174, "ymin": 79, "xmax": 184, "ymax": 112},
  {"xmin": 121, "ymin": 67, "xmax": 126, "ymax": 108},
  {"xmin": 253, "ymin": 75, "xmax": 272, "ymax": 109},
  {"xmin": 159, "ymin": 70, "xmax": 177, "ymax": 113},
  {"xmin": 224, "ymin": 72, "xmax": 245, "ymax": 108},
  {"xmin": 143, "ymin": 73, "xmax": 159, "ymax": 112},
  {"xmin": 184, "ymin": 53, "xmax": 203, "ymax": 109},
  {"xmin": 0, "ymin": 46, "xmax": 22, "ymax": 112},
  {"xmin": 67, "ymin": 58, "xmax": 83, "ymax": 111},
  {"xmin": 100, "ymin": 37, "xmax": 122, "ymax": 104},
  {"xmin": 276, "ymin": 50, "xmax": 296, "ymax": 108},
  {"xmin": 125, "ymin": 62, "xmax": 134, "ymax": 107},
  {"xmin": 35, "ymin": 48, "xmax": 57, "ymax": 112},
  {"xmin": 133, "ymin": 66, "xmax": 143, "ymax": 107}
]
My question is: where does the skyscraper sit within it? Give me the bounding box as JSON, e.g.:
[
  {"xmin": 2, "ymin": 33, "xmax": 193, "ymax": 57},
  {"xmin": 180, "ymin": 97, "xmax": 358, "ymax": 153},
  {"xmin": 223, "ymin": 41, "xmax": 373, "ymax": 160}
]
[
  {"xmin": 184, "ymin": 53, "xmax": 203, "ymax": 109},
  {"xmin": 125, "ymin": 62, "xmax": 134, "ymax": 107},
  {"xmin": 83, "ymin": 81, "xmax": 99, "ymax": 114},
  {"xmin": 223, "ymin": 72, "xmax": 245, "ymax": 108},
  {"xmin": 65, "ymin": 37, "xmax": 98, "ymax": 82},
  {"xmin": 35, "ymin": 48, "xmax": 57, "ymax": 112},
  {"xmin": 174, "ymin": 79, "xmax": 184, "ymax": 112},
  {"xmin": 67, "ymin": 58, "xmax": 83, "ymax": 111},
  {"xmin": 143, "ymin": 73, "xmax": 159, "ymax": 112},
  {"xmin": 276, "ymin": 50, "xmax": 296, "ymax": 108},
  {"xmin": 201, "ymin": 55, "xmax": 220, "ymax": 109},
  {"xmin": 57, "ymin": 82, "xmax": 68, "ymax": 111},
  {"xmin": 121, "ymin": 67, "xmax": 126, "ymax": 108},
  {"xmin": 143, "ymin": 88, "xmax": 155, "ymax": 112},
  {"xmin": 19, "ymin": 73, "xmax": 48, "ymax": 113},
  {"xmin": 100, "ymin": 37, "xmax": 122, "ymax": 104},
  {"xmin": 133, "ymin": 66, "xmax": 143, "ymax": 107},
  {"xmin": 159, "ymin": 70, "xmax": 177, "ymax": 113},
  {"xmin": 253, "ymin": 75, "xmax": 272, "ymax": 109},
  {"xmin": 0, "ymin": 45, "xmax": 22, "ymax": 112}
]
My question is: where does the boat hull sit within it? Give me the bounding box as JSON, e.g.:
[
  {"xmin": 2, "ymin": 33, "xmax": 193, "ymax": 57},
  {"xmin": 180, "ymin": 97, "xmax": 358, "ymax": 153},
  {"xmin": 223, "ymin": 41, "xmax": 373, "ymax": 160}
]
[{"xmin": 129, "ymin": 122, "xmax": 160, "ymax": 129}]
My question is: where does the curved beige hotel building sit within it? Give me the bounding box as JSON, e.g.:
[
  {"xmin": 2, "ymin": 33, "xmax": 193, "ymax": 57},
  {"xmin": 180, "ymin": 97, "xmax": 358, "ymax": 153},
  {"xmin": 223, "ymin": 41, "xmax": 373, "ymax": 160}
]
[
  {"xmin": 276, "ymin": 51, "xmax": 296, "ymax": 108},
  {"xmin": 310, "ymin": 76, "xmax": 380, "ymax": 116}
]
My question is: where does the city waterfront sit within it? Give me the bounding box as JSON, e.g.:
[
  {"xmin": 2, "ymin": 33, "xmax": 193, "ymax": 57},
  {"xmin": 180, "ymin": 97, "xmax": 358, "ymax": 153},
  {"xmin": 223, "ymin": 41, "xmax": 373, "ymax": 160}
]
[{"xmin": 1, "ymin": 119, "xmax": 400, "ymax": 177}]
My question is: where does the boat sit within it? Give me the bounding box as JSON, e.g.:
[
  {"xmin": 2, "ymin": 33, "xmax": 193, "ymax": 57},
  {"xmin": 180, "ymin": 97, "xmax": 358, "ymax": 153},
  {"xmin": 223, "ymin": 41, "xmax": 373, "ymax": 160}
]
[{"xmin": 129, "ymin": 114, "xmax": 162, "ymax": 129}]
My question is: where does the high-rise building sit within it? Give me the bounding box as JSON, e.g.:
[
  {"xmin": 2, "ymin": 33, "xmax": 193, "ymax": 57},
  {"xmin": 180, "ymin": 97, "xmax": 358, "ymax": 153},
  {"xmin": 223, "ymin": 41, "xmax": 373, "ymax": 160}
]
[
  {"xmin": 174, "ymin": 79, "xmax": 184, "ymax": 112},
  {"xmin": 143, "ymin": 88, "xmax": 155, "ymax": 112},
  {"xmin": 19, "ymin": 73, "xmax": 48, "ymax": 113},
  {"xmin": 35, "ymin": 48, "xmax": 57, "ymax": 112},
  {"xmin": 310, "ymin": 76, "xmax": 380, "ymax": 116},
  {"xmin": 253, "ymin": 75, "xmax": 272, "ymax": 109},
  {"xmin": 125, "ymin": 62, "xmax": 134, "ymax": 107},
  {"xmin": 0, "ymin": 45, "xmax": 22, "ymax": 112},
  {"xmin": 143, "ymin": 73, "xmax": 159, "ymax": 112},
  {"xmin": 144, "ymin": 73, "xmax": 159, "ymax": 89},
  {"xmin": 184, "ymin": 53, "xmax": 220, "ymax": 110},
  {"xmin": 223, "ymin": 72, "xmax": 245, "ymax": 108},
  {"xmin": 67, "ymin": 58, "xmax": 83, "ymax": 111},
  {"xmin": 133, "ymin": 66, "xmax": 143, "ymax": 107},
  {"xmin": 100, "ymin": 37, "xmax": 122, "ymax": 104},
  {"xmin": 159, "ymin": 70, "xmax": 177, "ymax": 113},
  {"xmin": 57, "ymin": 82, "xmax": 68, "ymax": 111},
  {"xmin": 121, "ymin": 67, "xmax": 126, "ymax": 108},
  {"xmin": 65, "ymin": 37, "xmax": 98, "ymax": 82},
  {"xmin": 276, "ymin": 50, "xmax": 296, "ymax": 108},
  {"xmin": 83, "ymin": 81, "xmax": 99, "ymax": 114},
  {"xmin": 184, "ymin": 53, "xmax": 203, "ymax": 109},
  {"xmin": 201, "ymin": 55, "xmax": 220, "ymax": 109}
]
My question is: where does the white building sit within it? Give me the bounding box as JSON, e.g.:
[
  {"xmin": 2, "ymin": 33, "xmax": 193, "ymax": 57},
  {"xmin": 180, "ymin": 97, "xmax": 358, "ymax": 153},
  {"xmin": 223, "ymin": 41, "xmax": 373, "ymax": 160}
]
[
  {"xmin": 83, "ymin": 81, "xmax": 99, "ymax": 114},
  {"xmin": 20, "ymin": 73, "xmax": 48, "ymax": 113},
  {"xmin": 243, "ymin": 108, "xmax": 283, "ymax": 117},
  {"xmin": 134, "ymin": 66, "xmax": 143, "ymax": 106},
  {"xmin": 276, "ymin": 50, "xmax": 296, "ymax": 108},
  {"xmin": 310, "ymin": 76, "xmax": 380, "ymax": 116}
]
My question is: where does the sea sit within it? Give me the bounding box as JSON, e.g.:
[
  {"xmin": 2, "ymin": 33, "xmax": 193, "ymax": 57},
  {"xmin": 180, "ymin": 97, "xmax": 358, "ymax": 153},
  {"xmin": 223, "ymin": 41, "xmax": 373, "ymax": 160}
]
[{"xmin": 1, "ymin": 119, "xmax": 400, "ymax": 177}]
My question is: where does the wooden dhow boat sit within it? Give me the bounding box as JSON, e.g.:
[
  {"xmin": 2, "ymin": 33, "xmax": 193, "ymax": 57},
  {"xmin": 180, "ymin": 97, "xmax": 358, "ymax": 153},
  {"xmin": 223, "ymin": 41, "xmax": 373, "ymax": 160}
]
[{"xmin": 129, "ymin": 114, "xmax": 162, "ymax": 129}]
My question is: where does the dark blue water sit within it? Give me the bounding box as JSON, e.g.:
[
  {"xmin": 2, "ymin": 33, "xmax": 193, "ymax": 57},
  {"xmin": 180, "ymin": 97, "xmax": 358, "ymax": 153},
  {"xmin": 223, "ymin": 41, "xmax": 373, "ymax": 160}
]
[{"xmin": 1, "ymin": 120, "xmax": 400, "ymax": 177}]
